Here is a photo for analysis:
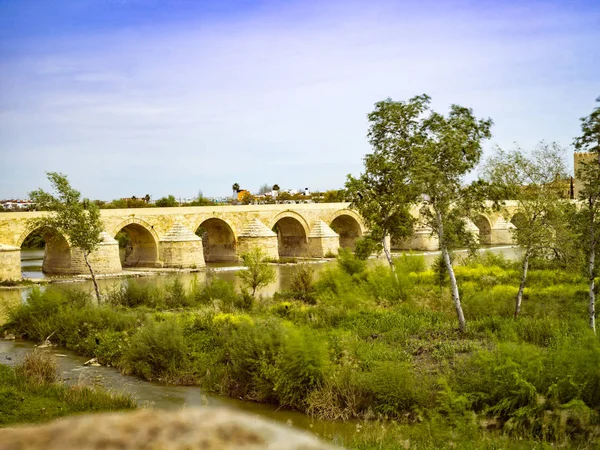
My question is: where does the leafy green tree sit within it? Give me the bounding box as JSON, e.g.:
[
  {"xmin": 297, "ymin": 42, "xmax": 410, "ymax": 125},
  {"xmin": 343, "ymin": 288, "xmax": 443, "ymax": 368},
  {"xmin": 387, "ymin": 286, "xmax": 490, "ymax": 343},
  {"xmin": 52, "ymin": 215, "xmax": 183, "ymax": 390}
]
[
  {"xmin": 574, "ymin": 97, "xmax": 600, "ymax": 333},
  {"xmin": 346, "ymin": 98, "xmax": 425, "ymax": 274},
  {"xmin": 415, "ymin": 98, "xmax": 492, "ymax": 332},
  {"xmin": 29, "ymin": 172, "xmax": 104, "ymax": 301},
  {"xmin": 484, "ymin": 142, "xmax": 568, "ymax": 318},
  {"xmin": 236, "ymin": 248, "xmax": 276, "ymax": 297},
  {"xmin": 352, "ymin": 94, "xmax": 492, "ymax": 331},
  {"xmin": 155, "ymin": 195, "xmax": 178, "ymax": 207}
]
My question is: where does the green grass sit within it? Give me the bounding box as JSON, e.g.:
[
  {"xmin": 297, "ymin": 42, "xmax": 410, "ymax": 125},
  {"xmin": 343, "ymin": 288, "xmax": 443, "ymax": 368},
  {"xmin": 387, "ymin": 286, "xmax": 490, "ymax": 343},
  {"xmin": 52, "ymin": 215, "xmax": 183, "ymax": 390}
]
[
  {"xmin": 1, "ymin": 251, "xmax": 599, "ymax": 447},
  {"xmin": 0, "ymin": 353, "xmax": 136, "ymax": 427}
]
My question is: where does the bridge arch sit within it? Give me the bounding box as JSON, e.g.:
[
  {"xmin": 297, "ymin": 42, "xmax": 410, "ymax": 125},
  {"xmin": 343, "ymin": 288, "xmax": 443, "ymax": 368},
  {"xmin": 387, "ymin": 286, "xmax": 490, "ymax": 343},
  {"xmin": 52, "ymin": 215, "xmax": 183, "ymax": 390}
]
[
  {"xmin": 111, "ymin": 218, "xmax": 160, "ymax": 268},
  {"xmin": 18, "ymin": 226, "xmax": 71, "ymax": 275},
  {"xmin": 328, "ymin": 210, "xmax": 365, "ymax": 250},
  {"xmin": 269, "ymin": 211, "xmax": 310, "ymax": 258},
  {"xmin": 195, "ymin": 218, "xmax": 237, "ymax": 262},
  {"xmin": 472, "ymin": 214, "xmax": 492, "ymax": 245},
  {"xmin": 510, "ymin": 212, "xmax": 527, "ymax": 229}
]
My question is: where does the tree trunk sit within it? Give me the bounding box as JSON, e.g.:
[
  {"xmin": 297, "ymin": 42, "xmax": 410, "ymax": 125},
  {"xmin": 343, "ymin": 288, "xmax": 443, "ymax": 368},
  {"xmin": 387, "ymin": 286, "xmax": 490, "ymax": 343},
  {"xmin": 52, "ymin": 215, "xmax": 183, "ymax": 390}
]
[
  {"xmin": 435, "ymin": 208, "xmax": 466, "ymax": 332},
  {"xmin": 83, "ymin": 251, "xmax": 101, "ymax": 303},
  {"xmin": 515, "ymin": 251, "xmax": 530, "ymax": 319},
  {"xmin": 381, "ymin": 235, "xmax": 398, "ymax": 281},
  {"xmin": 588, "ymin": 244, "xmax": 596, "ymax": 334}
]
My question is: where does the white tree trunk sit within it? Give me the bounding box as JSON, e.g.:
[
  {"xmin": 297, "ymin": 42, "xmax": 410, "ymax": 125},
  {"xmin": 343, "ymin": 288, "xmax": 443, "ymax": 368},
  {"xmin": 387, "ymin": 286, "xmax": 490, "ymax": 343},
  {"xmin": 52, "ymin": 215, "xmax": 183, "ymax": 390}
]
[
  {"xmin": 83, "ymin": 251, "xmax": 101, "ymax": 303},
  {"xmin": 515, "ymin": 251, "xmax": 530, "ymax": 319},
  {"xmin": 381, "ymin": 235, "xmax": 398, "ymax": 281},
  {"xmin": 435, "ymin": 208, "xmax": 466, "ymax": 332}
]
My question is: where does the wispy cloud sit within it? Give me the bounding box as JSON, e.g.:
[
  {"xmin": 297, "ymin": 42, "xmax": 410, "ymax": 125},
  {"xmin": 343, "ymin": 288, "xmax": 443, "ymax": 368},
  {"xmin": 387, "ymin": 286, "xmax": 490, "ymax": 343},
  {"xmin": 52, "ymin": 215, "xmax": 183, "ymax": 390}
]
[{"xmin": 0, "ymin": 0, "xmax": 599, "ymax": 199}]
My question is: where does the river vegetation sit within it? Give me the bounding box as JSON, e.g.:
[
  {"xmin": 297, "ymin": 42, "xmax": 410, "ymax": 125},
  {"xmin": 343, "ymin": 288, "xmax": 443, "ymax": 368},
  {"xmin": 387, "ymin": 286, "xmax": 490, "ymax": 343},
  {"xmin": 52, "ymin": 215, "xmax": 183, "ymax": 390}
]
[
  {"xmin": 2, "ymin": 249, "xmax": 599, "ymax": 447},
  {"xmin": 0, "ymin": 350, "xmax": 136, "ymax": 426}
]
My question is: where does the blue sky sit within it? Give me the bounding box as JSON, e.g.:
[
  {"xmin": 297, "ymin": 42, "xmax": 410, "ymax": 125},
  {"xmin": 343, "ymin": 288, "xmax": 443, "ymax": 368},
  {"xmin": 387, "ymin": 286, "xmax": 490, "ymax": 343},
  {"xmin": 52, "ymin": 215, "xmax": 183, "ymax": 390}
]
[{"xmin": 0, "ymin": 0, "xmax": 599, "ymax": 200}]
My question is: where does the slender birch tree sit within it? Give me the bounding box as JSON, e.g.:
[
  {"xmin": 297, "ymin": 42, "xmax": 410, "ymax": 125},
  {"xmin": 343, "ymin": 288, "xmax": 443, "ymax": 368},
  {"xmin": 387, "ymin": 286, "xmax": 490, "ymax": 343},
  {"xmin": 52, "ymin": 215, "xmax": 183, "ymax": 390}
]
[
  {"xmin": 349, "ymin": 95, "xmax": 492, "ymax": 331},
  {"xmin": 483, "ymin": 142, "xmax": 568, "ymax": 318},
  {"xmin": 29, "ymin": 172, "xmax": 104, "ymax": 302},
  {"xmin": 574, "ymin": 97, "xmax": 600, "ymax": 333}
]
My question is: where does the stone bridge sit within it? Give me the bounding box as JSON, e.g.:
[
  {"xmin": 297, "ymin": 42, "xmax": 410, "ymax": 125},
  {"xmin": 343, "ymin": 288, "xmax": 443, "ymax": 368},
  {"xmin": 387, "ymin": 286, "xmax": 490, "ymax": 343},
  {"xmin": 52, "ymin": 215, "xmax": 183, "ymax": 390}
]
[{"xmin": 0, "ymin": 201, "xmax": 522, "ymax": 280}]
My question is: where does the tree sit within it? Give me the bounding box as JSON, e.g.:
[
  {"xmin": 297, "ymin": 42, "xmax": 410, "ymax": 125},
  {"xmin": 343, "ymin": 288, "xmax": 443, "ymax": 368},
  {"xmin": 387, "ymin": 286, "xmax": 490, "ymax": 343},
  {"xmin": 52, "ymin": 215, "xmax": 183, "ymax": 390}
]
[
  {"xmin": 144, "ymin": 194, "xmax": 151, "ymax": 203},
  {"xmin": 155, "ymin": 195, "xmax": 178, "ymax": 207},
  {"xmin": 346, "ymin": 120, "xmax": 419, "ymax": 275},
  {"xmin": 483, "ymin": 142, "xmax": 568, "ymax": 318},
  {"xmin": 240, "ymin": 191, "xmax": 254, "ymax": 205},
  {"xmin": 29, "ymin": 172, "xmax": 104, "ymax": 301},
  {"xmin": 257, "ymin": 184, "xmax": 271, "ymax": 195},
  {"xmin": 352, "ymin": 94, "xmax": 492, "ymax": 331},
  {"xmin": 574, "ymin": 97, "xmax": 600, "ymax": 333},
  {"xmin": 236, "ymin": 248, "xmax": 276, "ymax": 297},
  {"xmin": 272, "ymin": 184, "xmax": 280, "ymax": 192}
]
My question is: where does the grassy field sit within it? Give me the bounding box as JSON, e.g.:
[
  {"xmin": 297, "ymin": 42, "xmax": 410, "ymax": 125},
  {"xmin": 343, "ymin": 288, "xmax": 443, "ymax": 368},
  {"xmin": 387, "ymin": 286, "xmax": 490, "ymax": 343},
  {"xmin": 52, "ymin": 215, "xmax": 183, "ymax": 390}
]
[
  {"xmin": 0, "ymin": 351, "xmax": 136, "ymax": 426},
  {"xmin": 2, "ymin": 251, "xmax": 599, "ymax": 448}
]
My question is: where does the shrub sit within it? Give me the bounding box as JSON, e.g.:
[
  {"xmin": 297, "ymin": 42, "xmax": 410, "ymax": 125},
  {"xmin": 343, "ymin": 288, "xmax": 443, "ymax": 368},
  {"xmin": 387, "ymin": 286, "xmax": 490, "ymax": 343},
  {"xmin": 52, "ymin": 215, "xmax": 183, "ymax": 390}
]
[
  {"xmin": 190, "ymin": 277, "xmax": 238, "ymax": 307},
  {"xmin": 395, "ymin": 254, "xmax": 427, "ymax": 274},
  {"xmin": 122, "ymin": 319, "xmax": 188, "ymax": 381},
  {"xmin": 337, "ymin": 248, "xmax": 367, "ymax": 276},
  {"xmin": 15, "ymin": 350, "xmax": 59, "ymax": 385},
  {"xmin": 270, "ymin": 326, "xmax": 329, "ymax": 407},
  {"xmin": 289, "ymin": 264, "xmax": 317, "ymax": 304},
  {"xmin": 165, "ymin": 278, "xmax": 188, "ymax": 308},
  {"xmin": 106, "ymin": 279, "xmax": 163, "ymax": 308}
]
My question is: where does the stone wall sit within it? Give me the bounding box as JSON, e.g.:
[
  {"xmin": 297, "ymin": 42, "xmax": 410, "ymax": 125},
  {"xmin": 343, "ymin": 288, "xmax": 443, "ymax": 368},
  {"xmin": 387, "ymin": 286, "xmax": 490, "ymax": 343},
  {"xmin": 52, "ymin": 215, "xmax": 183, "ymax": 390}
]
[{"xmin": 0, "ymin": 244, "xmax": 20, "ymax": 280}]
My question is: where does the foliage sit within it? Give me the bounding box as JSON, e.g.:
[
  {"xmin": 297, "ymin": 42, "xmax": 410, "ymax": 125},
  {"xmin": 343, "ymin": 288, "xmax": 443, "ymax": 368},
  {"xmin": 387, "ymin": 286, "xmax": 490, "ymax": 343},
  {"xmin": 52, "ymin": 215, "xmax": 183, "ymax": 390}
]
[
  {"xmin": 574, "ymin": 96, "xmax": 600, "ymax": 154},
  {"xmin": 237, "ymin": 248, "xmax": 276, "ymax": 297},
  {"xmin": 3, "ymin": 257, "xmax": 600, "ymax": 446},
  {"xmin": 288, "ymin": 264, "xmax": 317, "ymax": 304},
  {"xmin": 573, "ymin": 97, "xmax": 600, "ymax": 333},
  {"xmin": 29, "ymin": 172, "xmax": 105, "ymax": 301},
  {"xmin": 483, "ymin": 142, "xmax": 570, "ymax": 317},
  {"xmin": 21, "ymin": 230, "xmax": 45, "ymax": 249},
  {"xmin": 0, "ymin": 361, "xmax": 136, "ymax": 426},
  {"xmin": 15, "ymin": 350, "xmax": 59, "ymax": 385},
  {"xmin": 122, "ymin": 318, "xmax": 188, "ymax": 381},
  {"xmin": 154, "ymin": 195, "xmax": 178, "ymax": 207}
]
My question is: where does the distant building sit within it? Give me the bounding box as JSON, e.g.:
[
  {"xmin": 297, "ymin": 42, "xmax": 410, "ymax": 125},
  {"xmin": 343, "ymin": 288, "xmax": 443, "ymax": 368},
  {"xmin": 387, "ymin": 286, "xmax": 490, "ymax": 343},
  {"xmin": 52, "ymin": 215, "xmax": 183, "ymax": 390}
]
[{"xmin": 0, "ymin": 199, "xmax": 34, "ymax": 210}]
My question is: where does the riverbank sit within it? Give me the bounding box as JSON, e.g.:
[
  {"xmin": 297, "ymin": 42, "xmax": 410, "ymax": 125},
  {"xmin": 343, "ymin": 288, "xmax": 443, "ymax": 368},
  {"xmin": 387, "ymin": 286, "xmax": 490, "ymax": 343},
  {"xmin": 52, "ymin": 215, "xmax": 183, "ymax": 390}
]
[
  {"xmin": 0, "ymin": 351, "xmax": 136, "ymax": 426},
  {"xmin": 2, "ymin": 251, "xmax": 598, "ymax": 448}
]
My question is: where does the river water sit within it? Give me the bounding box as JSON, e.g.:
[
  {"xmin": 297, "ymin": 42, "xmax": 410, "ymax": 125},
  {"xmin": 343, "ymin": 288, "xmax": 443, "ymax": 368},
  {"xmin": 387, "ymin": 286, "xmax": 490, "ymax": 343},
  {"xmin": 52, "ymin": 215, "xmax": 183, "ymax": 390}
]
[{"xmin": 0, "ymin": 246, "xmax": 519, "ymax": 441}]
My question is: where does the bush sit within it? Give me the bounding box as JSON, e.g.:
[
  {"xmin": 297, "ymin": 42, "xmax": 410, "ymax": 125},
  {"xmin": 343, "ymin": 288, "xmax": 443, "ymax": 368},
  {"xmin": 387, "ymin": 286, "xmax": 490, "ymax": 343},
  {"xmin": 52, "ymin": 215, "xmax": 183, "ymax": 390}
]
[
  {"xmin": 106, "ymin": 280, "xmax": 163, "ymax": 308},
  {"xmin": 289, "ymin": 264, "xmax": 317, "ymax": 304},
  {"xmin": 337, "ymin": 248, "xmax": 367, "ymax": 276},
  {"xmin": 122, "ymin": 319, "xmax": 188, "ymax": 381},
  {"xmin": 165, "ymin": 278, "xmax": 188, "ymax": 308},
  {"xmin": 190, "ymin": 277, "xmax": 238, "ymax": 307},
  {"xmin": 15, "ymin": 350, "xmax": 59, "ymax": 385}
]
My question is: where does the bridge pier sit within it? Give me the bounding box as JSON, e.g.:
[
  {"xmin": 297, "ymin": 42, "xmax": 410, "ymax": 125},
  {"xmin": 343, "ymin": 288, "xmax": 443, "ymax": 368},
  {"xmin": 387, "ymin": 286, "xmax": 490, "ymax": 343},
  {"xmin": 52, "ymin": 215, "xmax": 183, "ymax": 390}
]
[
  {"xmin": 70, "ymin": 232, "xmax": 122, "ymax": 274},
  {"xmin": 489, "ymin": 218, "xmax": 516, "ymax": 245},
  {"xmin": 0, "ymin": 244, "xmax": 21, "ymax": 280},
  {"xmin": 307, "ymin": 221, "xmax": 339, "ymax": 257},
  {"xmin": 160, "ymin": 223, "xmax": 206, "ymax": 269},
  {"xmin": 392, "ymin": 226, "xmax": 439, "ymax": 251},
  {"xmin": 237, "ymin": 219, "xmax": 279, "ymax": 260}
]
